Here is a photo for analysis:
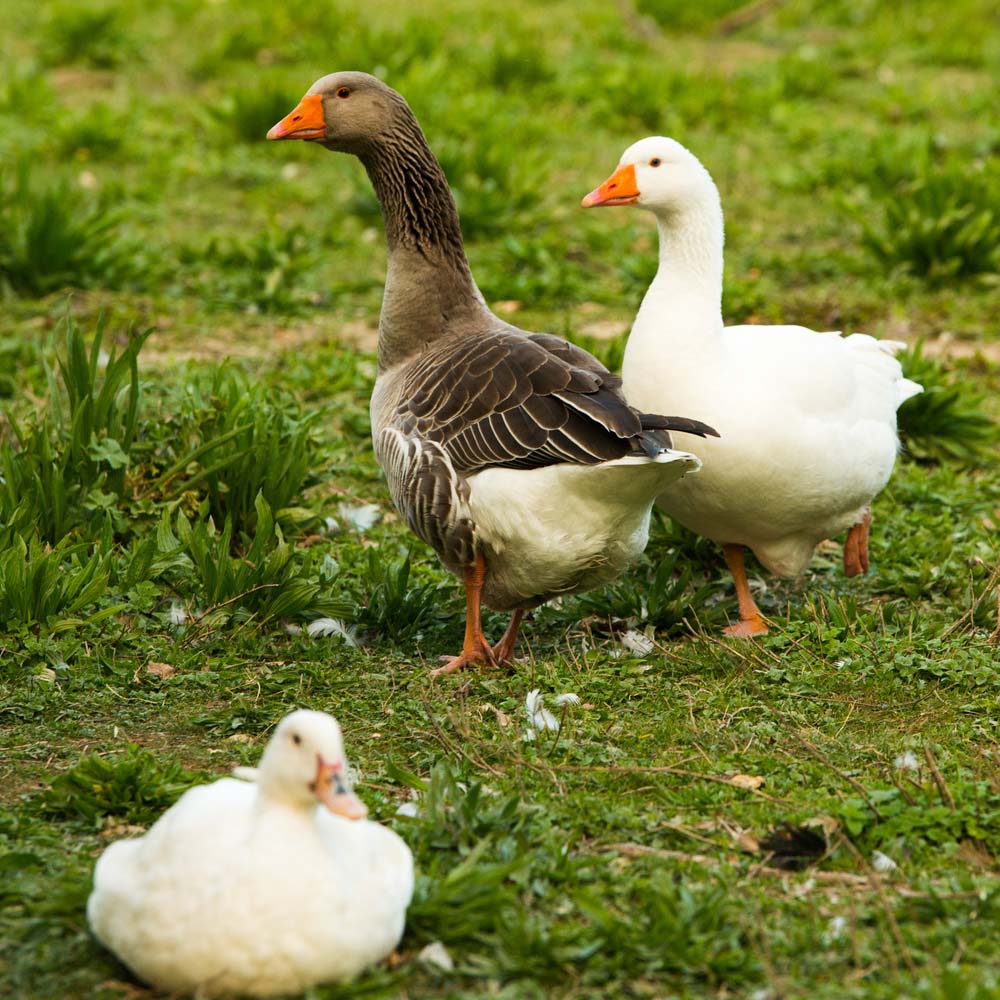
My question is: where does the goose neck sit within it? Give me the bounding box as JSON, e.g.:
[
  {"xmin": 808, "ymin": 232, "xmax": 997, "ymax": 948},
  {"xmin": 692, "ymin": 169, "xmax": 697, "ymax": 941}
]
[
  {"xmin": 360, "ymin": 122, "xmax": 489, "ymax": 370},
  {"xmin": 647, "ymin": 201, "xmax": 725, "ymax": 333}
]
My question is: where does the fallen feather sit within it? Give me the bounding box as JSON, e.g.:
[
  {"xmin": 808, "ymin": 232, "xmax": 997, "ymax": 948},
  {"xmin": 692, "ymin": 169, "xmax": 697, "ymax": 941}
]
[
  {"xmin": 894, "ymin": 750, "xmax": 920, "ymax": 771},
  {"xmin": 823, "ymin": 915, "xmax": 848, "ymax": 944},
  {"xmin": 621, "ymin": 629, "xmax": 654, "ymax": 656},
  {"xmin": 395, "ymin": 801, "xmax": 419, "ymax": 818},
  {"xmin": 338, "ymin": 502, "xmax": 381, "ymax": 533},
  {"xmin": 418, "ymin": 941, "xmax": 454, "ymax": 973},
  {"xmin": 306, "ymin": 618, "xmax": 358, "ymax": 645},
  {"xmin": 525, "ymin": 689, "xmax": 559, "ymax": 732},
  {"xmin": 553, "ymin": 692, "xmax": 580, "ymax": 707},
  {"xmin": 871, "ymin": 850, "xmax": 897, "ymax": 873},
  {"xmin": 168, "ymin": 602, "xmax": 188, "ymax": 626}
]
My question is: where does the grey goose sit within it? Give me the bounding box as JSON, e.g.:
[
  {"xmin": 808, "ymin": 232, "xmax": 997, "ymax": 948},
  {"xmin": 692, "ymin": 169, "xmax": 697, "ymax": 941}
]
[{"xmin": 268, "ymin": 73, "xmax": 717, "ymax": 674}]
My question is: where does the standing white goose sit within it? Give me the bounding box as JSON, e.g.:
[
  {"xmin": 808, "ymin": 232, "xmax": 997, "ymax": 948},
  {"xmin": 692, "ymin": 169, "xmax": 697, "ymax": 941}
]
[
  {"xmin": 87, "ymin": 710, "xmax": 414, "ymax": 997},
  {"xmin": 583, "ymin": 137, "xmax": 922, "ymax": 637}
]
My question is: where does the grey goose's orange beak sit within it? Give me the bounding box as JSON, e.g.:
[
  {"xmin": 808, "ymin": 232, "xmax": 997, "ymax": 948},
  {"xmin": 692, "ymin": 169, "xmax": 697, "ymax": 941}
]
[
  {"xmin": 581, "ymin": 163, "xmax": 640, "ymax": 208},
  {"xmin": 267, "ymin": 93, "xmax": 326, "ymax": 141}
]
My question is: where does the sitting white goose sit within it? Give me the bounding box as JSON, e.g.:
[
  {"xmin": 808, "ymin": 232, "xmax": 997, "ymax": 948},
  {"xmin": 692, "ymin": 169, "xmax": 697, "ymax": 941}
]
[
  {"xmin": 87, "ymin": 710, "xmax": 414, "ymax": 997},
  {"xmin": 583, "ymin": 137, "xmax": 922, "ymax": 636}
]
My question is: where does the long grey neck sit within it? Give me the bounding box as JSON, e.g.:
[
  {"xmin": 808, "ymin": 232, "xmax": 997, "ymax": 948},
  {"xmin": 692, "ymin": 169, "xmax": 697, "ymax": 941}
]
[{"xmin": 361, "ymin": 118, "xmax": 490, "ymax": 371}]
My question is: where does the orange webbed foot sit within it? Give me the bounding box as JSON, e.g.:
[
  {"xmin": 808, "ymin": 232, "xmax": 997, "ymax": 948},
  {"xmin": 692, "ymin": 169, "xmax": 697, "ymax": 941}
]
[
  {"xmin": 491, "ymin": 609, "xmax": 524, "ymax": 664},
  {"xmin": 430, "ymin": 639, "xmax": 497, "ymax": 676},
  {"xmin": 843, "ymin": 509, "xmax": 872, "ymax": 578},
  {"xmin": 723, "ymin": 616, "xmax": 769, "ymax": 639}
]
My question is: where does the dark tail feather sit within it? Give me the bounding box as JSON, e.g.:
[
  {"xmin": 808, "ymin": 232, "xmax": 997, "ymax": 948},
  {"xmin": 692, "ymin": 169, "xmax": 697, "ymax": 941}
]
[{"xmin": 640, "ymin": 413, "xmax": 720, "ymax": 439}]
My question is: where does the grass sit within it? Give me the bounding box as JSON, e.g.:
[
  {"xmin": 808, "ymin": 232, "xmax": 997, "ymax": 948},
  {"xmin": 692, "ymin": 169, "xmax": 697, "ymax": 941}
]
[{"xmin": 1, "ymin": 0, "xmax": 999, "ymax": 998}]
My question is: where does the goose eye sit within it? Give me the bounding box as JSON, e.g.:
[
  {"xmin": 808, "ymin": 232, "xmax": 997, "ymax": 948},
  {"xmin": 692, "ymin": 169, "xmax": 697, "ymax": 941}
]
[
  {"xmin": 336, "ymin": 87, "xmax": 351, "ymax": 99},
  {"xmin": 650, "ymin": 158, "xmax": 662, "ymax": 167},
  {"xmin": 291, "ymin": 733, "xmax": 302, "ymax": 746}
]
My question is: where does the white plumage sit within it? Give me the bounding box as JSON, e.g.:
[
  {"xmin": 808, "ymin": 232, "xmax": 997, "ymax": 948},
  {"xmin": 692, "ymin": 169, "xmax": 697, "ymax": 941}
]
[
  {"xmin": 87, "ymin": 710, "xmax": 414, "ymax": 997},
  {"xmin": 465, "ymin": 450, "xmax": 701, "ymax": 610},
  {"xmin": 584, "ymin": 137, "xmax": 921, "ymax": 635}
]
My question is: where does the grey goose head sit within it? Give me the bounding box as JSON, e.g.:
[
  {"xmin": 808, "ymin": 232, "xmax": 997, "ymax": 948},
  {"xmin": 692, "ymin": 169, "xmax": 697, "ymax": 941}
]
[{"xmin": 266, "ymin": 71, "xmax": 414, "ymax": 156}]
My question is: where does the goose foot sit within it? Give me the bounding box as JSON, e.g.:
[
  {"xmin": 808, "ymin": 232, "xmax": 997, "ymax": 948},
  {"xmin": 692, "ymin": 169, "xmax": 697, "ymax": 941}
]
[
  {"xmin": 843, "ymin": 508, "xmax": 871, "ymax": 578},
  {"xmin": 430, "ymin": 553, "xmax": 498, "ymax": 676},
  {"xmin": 491, "ymin": 609, "xmax": 524, "ymax": 664},
  {"xmin": 724, "ymin": 616, "xmax": 769, "ymax": 638},
  {"xmin": 722, "ymin": 544, "xmax": 769, "ymax": 639},
  {"xmin": 431, "ymin": 641, "xmax": 498, "ymax": 676}
]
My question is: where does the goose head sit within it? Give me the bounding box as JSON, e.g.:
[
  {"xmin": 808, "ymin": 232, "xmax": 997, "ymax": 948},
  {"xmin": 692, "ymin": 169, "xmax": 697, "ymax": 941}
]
[
  {"xmin": 256, "ymin": 710, "xmax": 368, "ymax": 820},
  {"xmin": 266, "ymin": 71, "xmax": 410, "ymax": 155},
  {"xmin": 581, "ymin": 137, "xmax": 717, "ymax": 216}
]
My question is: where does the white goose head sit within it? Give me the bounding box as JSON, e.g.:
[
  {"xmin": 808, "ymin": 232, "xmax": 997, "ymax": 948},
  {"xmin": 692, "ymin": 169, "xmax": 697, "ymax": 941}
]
[
  {"xmin": 581, "ymin": 136, "xmax": 718, "ymax": 216},
  {"xmin": 256, "ymin": 710, "xmax": 368, "ymax": 820}
]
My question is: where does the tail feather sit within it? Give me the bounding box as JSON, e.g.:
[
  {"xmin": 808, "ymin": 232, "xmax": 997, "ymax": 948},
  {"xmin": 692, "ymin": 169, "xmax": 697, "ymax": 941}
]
[
  {"xmin": 640, "ymin": 413, "xmax": 720, "ymax": 439},
  {"xmin": 898, "ymin": 378, "xmax": 923, "ymax": 406}
]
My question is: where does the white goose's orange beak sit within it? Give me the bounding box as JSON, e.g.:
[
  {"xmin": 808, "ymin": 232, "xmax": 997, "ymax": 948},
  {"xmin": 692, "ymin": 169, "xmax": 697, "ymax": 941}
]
[
  {"xmin": 581, "ymin": 163, "xmax": 640, "ymax": 208},
  {"xmin": 267, "ymin": 93, "xmax": 326, "ymax": 141},
  {"xmin": 311, "ymin": 755, "xmax": 368, "ymax": 820}
]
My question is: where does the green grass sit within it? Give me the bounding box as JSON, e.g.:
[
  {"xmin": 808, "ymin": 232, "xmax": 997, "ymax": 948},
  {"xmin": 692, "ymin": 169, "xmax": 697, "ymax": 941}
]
[{"xmin": 1, "ymin": 1, "xmax": 1000, "ymax": 998}]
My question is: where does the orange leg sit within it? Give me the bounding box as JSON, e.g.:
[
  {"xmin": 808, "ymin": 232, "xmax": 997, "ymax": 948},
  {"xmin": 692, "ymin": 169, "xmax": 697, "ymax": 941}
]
[
  {"xmin": 492, "ymin": 609, "xmax": 524, "ymax": 664},
  {"xmin": 431, "ymin": 554, "xmax": 497, "ymax": 676},
  {"xmin": 843, "ymin": 507, "xmax": 872, "ymax": 578},
  {"xmin": 722, "ymin": 544, "xmax": 768, "ymax": 638}
]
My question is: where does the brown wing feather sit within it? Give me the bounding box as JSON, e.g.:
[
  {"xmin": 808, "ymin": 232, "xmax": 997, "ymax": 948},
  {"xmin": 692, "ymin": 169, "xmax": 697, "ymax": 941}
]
[
  {"xmin": 392, "ymin": 329, "xmax": 715, "ymax": 475},
  {"xmin": 394, "ymin": 331, "xmax": 669, "ymax": 475}
]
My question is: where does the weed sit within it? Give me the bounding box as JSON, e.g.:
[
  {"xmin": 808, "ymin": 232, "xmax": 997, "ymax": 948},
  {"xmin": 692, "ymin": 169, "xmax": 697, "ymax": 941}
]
[
  {"xmin": 53, "ymin": 102, "xmax": 126, "ymax": 160},
  {"xmin": 568, "ymin": 547, "xmax": 722, "ymax": 633},
  {"xmin": 196, "ymin": 227, "xmax": 316, "ymax": 313},
  {"xmin": 0, "ymin": 534, "xmax": 115, "ymax": 631},
  {"xmin": 576, "ymin": 876, "xmax": 760, "ymax": 983},
  {"xmin": 858, "ymin": 160, "xmax": 1000, "ymax": 284},
  {"xmin": 152, "ymin": 365, "xmax": 321, "ymax": 538},
  {"xmin": 0, "ymin": 164, "xmax": 133, "ymax": 296},
  {"xmin": 0, "ymin": 317, "xmax": 147, "ymax": 543},
  {"xmin": 40, "ymin": 746, "xmax": 203, "ymax": 826},
  {"xmin": 41, "ymin": 3, "xmax": 134, "ymax": 69},
  {"xmin": 168, "ymin": 494, "xmax": 354, "ymax": 627},
  {"xmin": 896, "ymin": 343, "xmax": 1000, "ymax": 465},
  {"xmin": 355, "ymin": 549, "xmax": 445, "ymax": 643},
  {"xmin": 636, "ymin": 0, "xmax": 749, "ymax": 32},
  {"xmin": 212, "ymin": 87, "xmax": 302, "ymax": 145},
  {"xmin": 394, "ymin": 760, "xmax": 534, "ymax": 947}
]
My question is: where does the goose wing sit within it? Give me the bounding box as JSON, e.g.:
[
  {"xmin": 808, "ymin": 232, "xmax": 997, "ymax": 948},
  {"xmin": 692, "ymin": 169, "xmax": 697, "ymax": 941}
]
[
  {"xmin": 376, "ymin": 330, "xmax": 715, "ymax": 568},
  {"xmin": 393, "ymin": 330, "xmax": 715, "ymax": 472}
]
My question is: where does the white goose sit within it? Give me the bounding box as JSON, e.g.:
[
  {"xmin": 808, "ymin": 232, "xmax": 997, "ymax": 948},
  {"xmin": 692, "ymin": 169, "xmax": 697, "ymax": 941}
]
[
  {"xmin": 583, "ymin": 137, "xmax": 922, "ymax": 636},
  {"xmin": 87, "ymin": 710, "xmax": 414, "ymax": 997}
]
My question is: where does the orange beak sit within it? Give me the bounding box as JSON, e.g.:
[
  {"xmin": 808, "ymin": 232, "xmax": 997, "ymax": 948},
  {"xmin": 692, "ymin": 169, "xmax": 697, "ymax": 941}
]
[
  {"xmin": 581, "ymin": 163, "xmax": 640, "ymax": 208},
  {"xmin": 311, "ymin": 755, "xmax": 368, "ymax": 820},
  {"xmin": 266, "ymin": 93, "xmax": 326, "ymax": 141}
]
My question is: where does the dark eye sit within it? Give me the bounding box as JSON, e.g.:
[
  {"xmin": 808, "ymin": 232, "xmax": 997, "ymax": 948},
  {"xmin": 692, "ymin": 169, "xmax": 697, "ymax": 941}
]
[
  {"xmin": 650, "ymin": 158, "xmax": 662, "ymax": 167},
  {"xmin": 291, "ymin": 733, "xmax": 302, "ymax": 746},
  {"xmin": 336, "ymin": 87, "xmax": 351, "ymax": 99}
]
